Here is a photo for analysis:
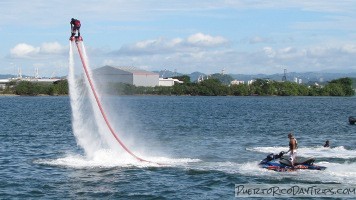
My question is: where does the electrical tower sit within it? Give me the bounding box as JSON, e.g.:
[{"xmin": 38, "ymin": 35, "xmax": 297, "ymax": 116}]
[{"xmin": 282, "ymin": 69, "xmax": 287, "ymax": 82}]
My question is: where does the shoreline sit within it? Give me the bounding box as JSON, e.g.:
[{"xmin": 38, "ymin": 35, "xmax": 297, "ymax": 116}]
[{"xmin": 0, "ymin": 93, "xmax": 19, "ymax": 96}]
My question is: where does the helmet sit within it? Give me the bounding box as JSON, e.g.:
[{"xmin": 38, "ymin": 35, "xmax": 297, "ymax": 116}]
[{"xmin": 71, "ymin": 18, "xmax": 75, "ymax": 21}]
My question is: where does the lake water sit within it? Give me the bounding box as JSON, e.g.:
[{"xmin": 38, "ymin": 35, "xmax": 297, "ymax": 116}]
[{"xmin": 1, "ymin": 96, "xmax": 355, "ymax": 199}]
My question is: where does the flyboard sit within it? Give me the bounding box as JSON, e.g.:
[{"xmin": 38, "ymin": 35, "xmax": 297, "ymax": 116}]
[{"xmin": 70, "ymin": 35, "xmax": 157, "ymax": 165}]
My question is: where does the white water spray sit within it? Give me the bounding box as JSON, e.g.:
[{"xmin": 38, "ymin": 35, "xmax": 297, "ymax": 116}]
[
  {"xmin": 68, "ymin": 42, "xmax": 102, "ymax": 158},
  {"xmin": 68, "ymin": 41, "xmax": 144, "ymax": 163},
  {"xmin": 38, "ymin": 40, "xmax": 199, "ymax": 168},
  {"xmin": 84, "ymin": 42, "xmax": 132, "ymax": 155}
]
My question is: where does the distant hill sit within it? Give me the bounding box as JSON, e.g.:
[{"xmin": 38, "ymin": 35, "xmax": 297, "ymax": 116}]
[
  {"xmin": 153, "ymin": 70, "xmax": 183, "ymax": 78},
  {"xmin": 188, "ymin": 71, "xmax": 206, "ymax": 82},
  {"xmin": 2, "ymin": 70, "xmax": 356, "ymax": 84},
  {"xmin": 230, "ymin": 72, "xmax": 356, "ymax": 83},
  {"xmin": 153, "ymin": 70, "xmax": 205, "ymax": 82},
  {"xmin": 0, "ymin": 74, "xmax": 16, "ymax": 79}
]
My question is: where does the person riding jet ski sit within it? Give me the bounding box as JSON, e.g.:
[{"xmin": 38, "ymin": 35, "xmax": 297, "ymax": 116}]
[
  {"xmin": 287, "ymin": 132, "xmax": 298, "ymax": 167},
  {"xmin": 324, "ymin": 140, "xmax": 330, "ymax": 148}
]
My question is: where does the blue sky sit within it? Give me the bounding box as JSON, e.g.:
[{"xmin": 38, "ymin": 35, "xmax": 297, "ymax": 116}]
[{"xmin": 1, "ymin": 0, "xmax": 356, "ymax": 77}]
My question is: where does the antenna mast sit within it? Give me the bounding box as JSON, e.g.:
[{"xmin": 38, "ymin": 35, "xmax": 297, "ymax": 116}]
[{"xmin": 282, "ymin": 69, "xmax": 287, "ymax": 82}]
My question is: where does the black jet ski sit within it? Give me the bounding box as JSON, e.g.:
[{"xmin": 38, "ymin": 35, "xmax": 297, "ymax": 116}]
[{"xmin": 259, "ymin": 151, "xmax": 326, "ymax": 172}]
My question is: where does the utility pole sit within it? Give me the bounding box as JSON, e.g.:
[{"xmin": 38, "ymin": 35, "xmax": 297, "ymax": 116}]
[{"xmin": 282, "ymin": 69, "xmax": 287, "ymax": 82}]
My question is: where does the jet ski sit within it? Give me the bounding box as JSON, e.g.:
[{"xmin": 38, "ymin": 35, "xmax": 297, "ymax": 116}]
[{"xmin": 259, "ymin": 151, "xmax": 326, "ymax": 172}]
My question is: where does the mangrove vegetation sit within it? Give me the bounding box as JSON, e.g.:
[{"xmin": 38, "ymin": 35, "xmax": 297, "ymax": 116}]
[{"xmin": 1, "ymin": 76, "xmax": 355, "ymax": 97}]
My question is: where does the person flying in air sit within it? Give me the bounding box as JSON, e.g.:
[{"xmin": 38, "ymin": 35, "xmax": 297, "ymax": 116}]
[{"xmin": 70, "ymin": 18, "xmax": 81, "ymax": 39}]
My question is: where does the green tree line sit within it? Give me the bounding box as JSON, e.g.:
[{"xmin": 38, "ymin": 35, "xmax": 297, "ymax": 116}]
[
  {"xmin": 112, "ymin": 76, "xmax": 355, "ymax": 96},
  {"xmin": 1, "ymin": 77, "xmax": 354, "ymax": 96},
  {"xmin": 1, "ymin": 80, "xmax": 68, "ymax": 96}
]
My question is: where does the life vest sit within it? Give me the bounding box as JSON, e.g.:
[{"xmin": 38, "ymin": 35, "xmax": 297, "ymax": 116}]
[{"xmin": 74, "ymin": 20, "xmax": 81, "ymax": 27}]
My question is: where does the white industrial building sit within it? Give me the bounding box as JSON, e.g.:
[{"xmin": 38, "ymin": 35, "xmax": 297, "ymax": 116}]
[
  {"xmin": 0, "ymin": 79, "xmax": 9, "ymax": 89},
  {"xmin": 93, "ymin": 66, "xmax": 159, "ymax": 87},
  {"xmin": 159, "ymin": 78, "xmax": 183, "ymax": 86},
  {"xmin": 294, "ymin": 77, "xmax": 303, "ymax": 84},
  {"xmin": 230, "ymin": 80, "xmax": 245, "ymax": 85}
]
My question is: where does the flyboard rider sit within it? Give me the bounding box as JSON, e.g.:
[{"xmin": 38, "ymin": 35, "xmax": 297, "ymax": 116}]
[{"xmin": 70, "ymin": 18, "xmax": 81, "ymax": 40}]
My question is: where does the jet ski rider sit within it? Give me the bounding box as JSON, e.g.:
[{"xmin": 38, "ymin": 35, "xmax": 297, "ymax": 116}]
[{"xmin": 287, "ymin": 133, "xmax": 298, "ymax": 167}]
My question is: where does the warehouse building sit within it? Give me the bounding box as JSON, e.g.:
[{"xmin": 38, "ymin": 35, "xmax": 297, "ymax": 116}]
[{"xmin": 93, "ymin": 66, "xmax": 159, "ymax": 87}]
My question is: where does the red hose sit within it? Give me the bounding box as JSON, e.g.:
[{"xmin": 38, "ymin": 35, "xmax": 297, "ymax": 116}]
[{"xmin": 74, "ymin": 42, "xmax": 152, "ymax": 163}]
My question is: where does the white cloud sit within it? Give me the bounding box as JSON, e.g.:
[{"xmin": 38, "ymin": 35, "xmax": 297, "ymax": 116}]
[
  {"xmin": 10, "ymin": 43, "xmax": 40, "ymax": 58},
  {"xmin": 186, "ymin": 33, "xmax": 228, "ymax": 47},
  {"xmin": 3, "ymin": 1, "xmax": 356, "ymax": 75},
  {"xmin": 9, "ymin": 39, "xmax": 356, "ymax": 76},
  {"xmin": 117, "ymin": 33, "xmax": 228, "ymax": 56},
  {"xmin": 263, "ymin": 47, "xmax": 276, "ymax": 58},
  {"xmin": 102, "ymin": 59, "xmax": 115, "ymax": 66},
  {"xmin": 10, "ymin": 42, "xmax": 66, "ymax": 58},
  {"xmin": 40, "ymin": 42, "xmax": 65, "ymax": 54},
  {"xmin": 97, "ymin": 32, "xmax": 356, "ymax": 74},
  {"xmin": 341, "ymin": 44, "xmax": 356, "ymax": 54},
  {"xmin": 248, "ymin": 36, "xmax": 270, "ymax": 44},
  {"xmin": 170, "ymin": 38, "xmax": 184, "ymax": 46},
  {"xmin": 277, "ymin": 47, "xmax": 306, "ymax": 59}
]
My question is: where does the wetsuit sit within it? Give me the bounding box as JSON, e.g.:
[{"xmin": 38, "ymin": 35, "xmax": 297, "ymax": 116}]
[{"xmin": 70, "ymin": 19, "xmax": 81, "ymax": 37}]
